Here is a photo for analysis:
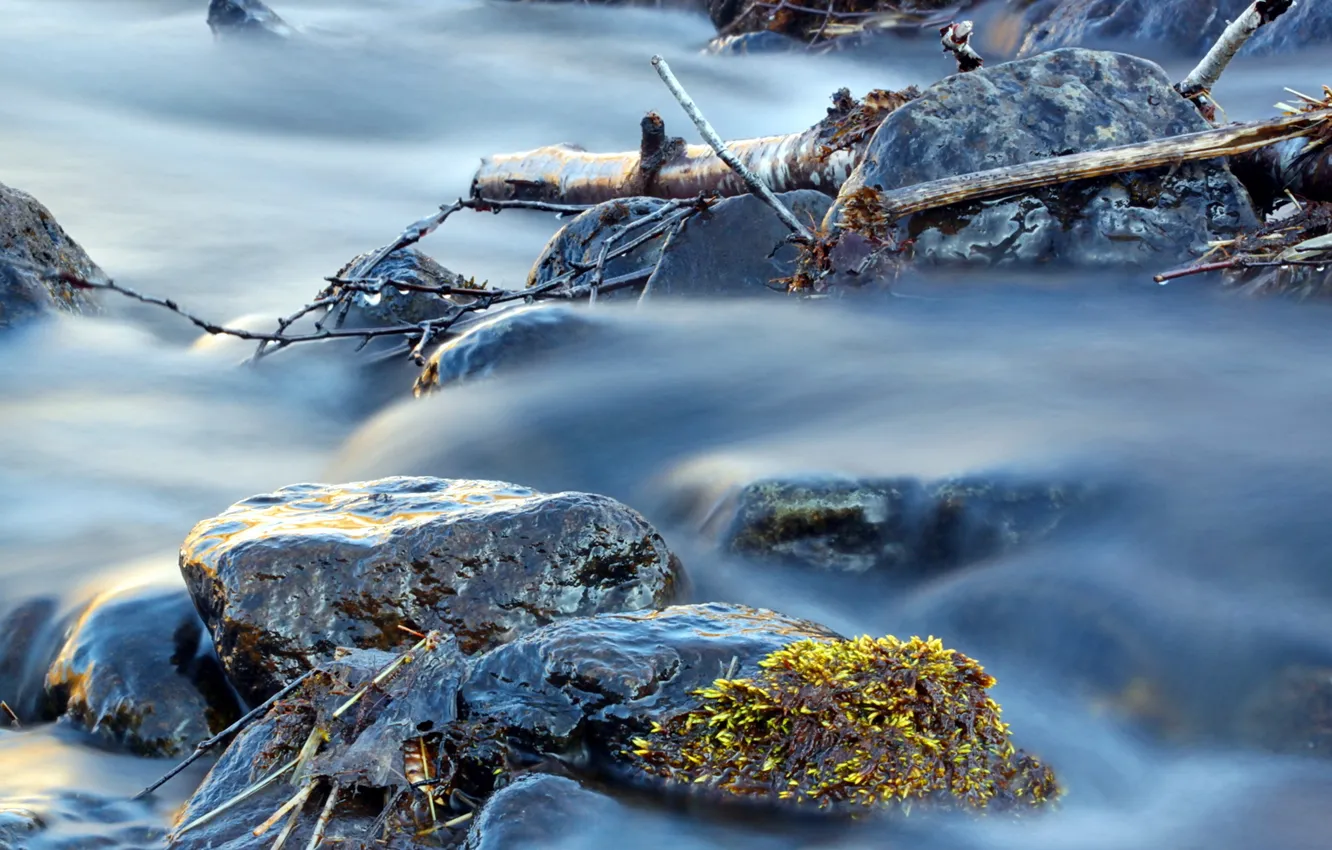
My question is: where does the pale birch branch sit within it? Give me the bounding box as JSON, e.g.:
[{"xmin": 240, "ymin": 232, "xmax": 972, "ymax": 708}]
[{"xmin": 1177, "ymin": 0, "xmax": 1296, "ymax": 99}]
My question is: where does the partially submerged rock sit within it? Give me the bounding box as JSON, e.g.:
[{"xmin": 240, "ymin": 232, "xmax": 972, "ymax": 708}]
[
  {"xmin": 0, "ymin": 596, "xmax": 64, "ymax": 722},
  {"xmin": 0, "ymin": 181, "xmax": 102, "ymax": 331},
  {"xmin": 180, "ymin": 476, "xmax": 685, "ymax": 703},
  {"xmin": 718, "ymin": 474, "xmax": 1105, "ymax": 577},
  {"xmin": 332, "ymin": 247, "xmax": 482, "ymax": 330},
  {"xmin": 1011, "ymin": 0, "xmax": 1332, "ymax": 60},
  {"xmin": 414, "ymin": 304, "xmax": 612, "ymax": 397},
  {"xmin": 207, "ymin": 0, "xmax": 294, "ymax": 40},
  {"xmin": 462, "ymin": 774, "xmax": 622, "ymax": 850},
  {"xmin": 824, "ymin": 48, "xmax": 1257, "ymax": 271},
  {"xmin": 528, "ymin": 192, "xmax": 833, "ymax": 299},
  {"xmin": 44, "ymin": 584, "xmax": 240, "ymax": 758}
]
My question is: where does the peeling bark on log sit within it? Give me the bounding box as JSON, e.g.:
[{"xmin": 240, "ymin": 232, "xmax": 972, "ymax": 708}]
[{"xmin": 472, "ymin": 126, "xmax": 857, "ymax": 205}]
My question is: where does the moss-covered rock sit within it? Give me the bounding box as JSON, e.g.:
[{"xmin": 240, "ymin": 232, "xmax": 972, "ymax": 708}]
[{"xmin": 628, "ymin": 635, "xmax": 1059, "ymax": 813}]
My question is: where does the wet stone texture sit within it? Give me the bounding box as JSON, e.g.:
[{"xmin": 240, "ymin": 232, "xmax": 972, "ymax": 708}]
[
  {"xmin": 43, "ymin": 584, "xmax": 241, "ymax": 758},
  {"xmin": 414, "ymin": 304, "xmax": 613, "ymax": 397},
  {"xmin": 528, "ymin": 192, "xmax": 833, "ymax": 299},
  {"xmin": 180, "ymin": 476, "xmax": 685, "ymax": 704},
  {"xmin": 717, "ymin": 475, "xmax": 1105, "ymax": 578},
  {"xmin": 333, "ymin": 247, "xmax": 479, "ymax": 330},
  {"xmin": 461, "ymin": 774, "xmax": 622, "ymax": 850},
  {"xmin": 0, "ymin": 181, "xmax": 102, "ymax": 331},
  {"xmin": 207, "ymin": 0, "xmax": 293, "ymax": 40},
  {"xmin": 827, "ymin": 49, "xmax": 1258, "ymax": 269},
  {"xmin": 1012, "ymin": 0, "xmax": 1332, "ymax": 60},
  {"xmin": 0, "ymin": 596, "xmax": 64, "ymax": 722}
]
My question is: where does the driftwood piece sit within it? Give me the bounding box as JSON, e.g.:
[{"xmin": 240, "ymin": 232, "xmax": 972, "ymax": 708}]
[
  {"xmin": 940, "ymin": 20, "xmax": 983, "ymax": 73},
  {"xmin": 872, "ymin": 107, "xmax": 1332, "ymax": 224}
]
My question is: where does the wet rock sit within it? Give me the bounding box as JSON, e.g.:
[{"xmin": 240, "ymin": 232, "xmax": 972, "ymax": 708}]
[
  {"xmin": 332, "ymin": 247, "xmax": 481, "ymax": 330},
  {"xmin": 0, "ymin": 805, "xmax": 45, "ymax": 845},
  {"xmin": 181, "ymin": 476, "xmax": 685, "ymax": 703},
  {"xmin": 826, "ymin": 49, "xmax": 1257, "ymax": 270},
  {"xmin": 1233, "ymin": 665, "xmax": 1332, "ymax": 758},
  {"xmin": 0, "ymin": 597, "xmax": 64, "ymax": 722},
  {"xmin": 718, "ymin": 474, "xmax": 1106, "ymax": 577},
  {"xmin": 641, "ymin": 192, "xmax": 833, "ymax": 300},
  {"xmin": 43, "ymin": 584, "xmax": 241, "ymax": 758},
  {"xmin": 704, "ymin": 32, "xmax": 806, "ymax": 55},
  {"xmin": 0, "ymin": 182, "xmax": 102, "ymax": 331},
  {"xmin": 414, "ymin": 304, "xmax": 613, "ymax": 397},
  {"xmin": 1013, "ymin": 0, "xmax": 1332, "ymax": 60},
  {"xmin": 462, "ymin": 774, "xmax": 622, "ymax": 850},
  {"xmin": 529, "ymin": 192, "xmax": 833, "ymax": 300},
  {"xmin": 207, "ymin": 0, "xmax": 294, "ymax": 40},
  {"xmin": 458, "ymin": 603, "xmax": 841, "ymax": 766},
  {"xmin": 527, "ymin": 198, "xmax": 669, "ymax": 300}
]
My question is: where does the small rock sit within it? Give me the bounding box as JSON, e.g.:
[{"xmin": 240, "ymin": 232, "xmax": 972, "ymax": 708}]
[
  {"xmin": 719, "ymin": 474, "xmax": 1106, "ymax": 577},
  {"xmin": 529, "ymin": 193, "xmax": 833, "ymax": 299},
  {"xmin": 463, "ymin": 774, "xmax": 622, "ymax": 850},
  {"xmin": 332, "ymin": 246, "xmax": 482, "ymax": 330},
  {"xmin": 825, "ymin": 48, "xmax": 1257, "ymax": 270},
  {"xmin": 414, "ymin": 304, "xmax": 612, "ymax": 397},
  {"xmin": 180, "ymin": 476, "xmax": 685, "ymax": 703},
  {"xmin": 44, "ymin": 584, "xmax": 241, "ymax": 758},
  {"xmin": 0, "ymin": 182, "xmax": 102, "ymax": 331},
  {"xmin": 207, "ymin": 0, "xmax": 294, "ymax": 40},
  {"xmin": 1013, "ymin": 0, "xmax": 1332, "ymax": 59},
  {"xmin": 0, "ymin": 806, "xmax": 45, "ymax": 845}
]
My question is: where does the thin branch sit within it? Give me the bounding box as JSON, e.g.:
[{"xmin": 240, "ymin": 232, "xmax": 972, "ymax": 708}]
[
  {"xmin": 135, "ymin": 670, "xmax": 315, "ymax": 800},
  {"xmin": 874, "ymin": 107, "xmax": 1332, "ymax": 223},
  {"xmin": 651, "ymin": 55, "xmax": 816, "ymax": 244},
  {"xmin": 1177, "ymin": 0, "xmax": 1296, "ymax": 100}
]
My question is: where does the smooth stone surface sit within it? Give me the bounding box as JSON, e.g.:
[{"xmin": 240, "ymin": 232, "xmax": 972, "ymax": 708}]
[
  {"xmin": 181, "ymin": 476, "xmax": 685, "ymax": 703},
  {"xmin": 528, "ymin": 192, "xmax": 833, "ymax": 300},
  {"xmin": 462, "ymin": 774, "xmax": 622, "ymax": 850},
  {"xmin": 414, "ymin": 304, "xmax": 613, "ymax": 396},
  {"xmin": 458, "ymin": 603, "xmax": 841, "ymax": 765},
  {"xmin": 718, "ymin": 474, "xmax": 1106, "ymax": 577},
  {"xmin": 43, "ymin": 584, "xmax": 240, "ymax": 758},
  {"xmin": 332, "ymin": 246, "xmax": 479, "ymax": 329},
  {"xmin": 641, "ymin": 192, "xmax": 833, "ymax": 300},
  {"xmin": 827, "ymin": 48, "xmax": 1257, "ymax": 269},
  {"xmin": 0, "ymin": 182, "xmax": 102, "ymax": 331},
  {"xmin": 0, "ymin": 597, "xmax": 65, "ymax": 722}
]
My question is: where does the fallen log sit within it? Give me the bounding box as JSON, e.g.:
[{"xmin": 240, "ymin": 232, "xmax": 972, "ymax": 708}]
[{"xmin": 470, "ymin": 87, "xmax": 914, "ymax": 205}]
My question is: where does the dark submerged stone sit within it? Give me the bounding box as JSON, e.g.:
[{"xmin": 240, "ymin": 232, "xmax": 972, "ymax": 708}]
[
  {"xmin": 826, "ymin": 48, "xmax": 1258, "ymax": 269},
  {"xmin": 0, "ymin": 182, "xmax": 102, "ymax": 331},
  {"xmin": 207, "ymin": 0, "xmax": 294, "ymax": 40},
  {"xmin": 0, "ymin": 596, "xmax": 65, "ymax": 722},
  {"xmin": 462, "ymin": 774, "xmax": 623, "ymax": 850},
  {"xmin": 718, "ymin": 474, "xmax": 1106, "ymax": 577},
  {"xmin": 414, "ymin": 304, "xmax": 613, "ymax": 397},
  {"xmin": 180, "ymin": 476, "xmax": 685, "ymax": 703}
]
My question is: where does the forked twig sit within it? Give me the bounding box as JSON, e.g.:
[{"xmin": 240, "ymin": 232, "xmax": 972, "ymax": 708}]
[{"xmin": 651, "ymin": 55, "xmax": 815, "ymax": 244}]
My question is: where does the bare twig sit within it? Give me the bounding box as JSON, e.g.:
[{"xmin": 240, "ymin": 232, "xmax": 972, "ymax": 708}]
[
  {"xmin": 940, "ymin": 20, "xmax": 983, "ymax": 73},
  {"xmin": 135, "ymin": 670, "xmax": 315, "ymax": 801},
  {"xmin": 0, "ymin": 701, "xmax": 18, "ymax": 729},
  {"xmin": 253, "ymin": 783, "xmax": 317, "ymax": 838},
  {"xmin": 1177, "ymin": 0, "xmax": 1296, "ymax": 100},
  {"xmin": 874, "ymin": 107, "xmax": 1332, "ymax": 223},
  {"xmin": 302, "ymin": 786, "xmax": 340, "ymax": 850},
  {"xmin": 651, "ymin": 55, "xmax": 815, "ymax": 244},
  {"xmin": 172, "ymin": 757, "xmax": 300, "ymax": 838}
]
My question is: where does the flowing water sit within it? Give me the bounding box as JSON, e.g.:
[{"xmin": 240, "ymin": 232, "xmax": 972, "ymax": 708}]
[{"xmin": 3, "ymin": 0, "xmax": 1332, "ymax": 847}]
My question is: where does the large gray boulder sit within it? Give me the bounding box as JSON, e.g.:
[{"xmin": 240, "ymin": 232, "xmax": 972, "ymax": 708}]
[
  {"xmin": 825, "ymin": 48, "xmax": 1257, "ymax": 270},
  {"xmin": 0, "ymin": 181, "xmax": 102, "ymax": 330},
  {"xmin": 180, "ymin": 476, "xmax": 686, "ymax": 703}
]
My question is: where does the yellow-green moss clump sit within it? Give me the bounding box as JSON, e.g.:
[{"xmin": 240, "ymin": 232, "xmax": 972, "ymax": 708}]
[{"xmin": 629, "ymin": 635, "xmax": 1059, "ymax": 813}]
